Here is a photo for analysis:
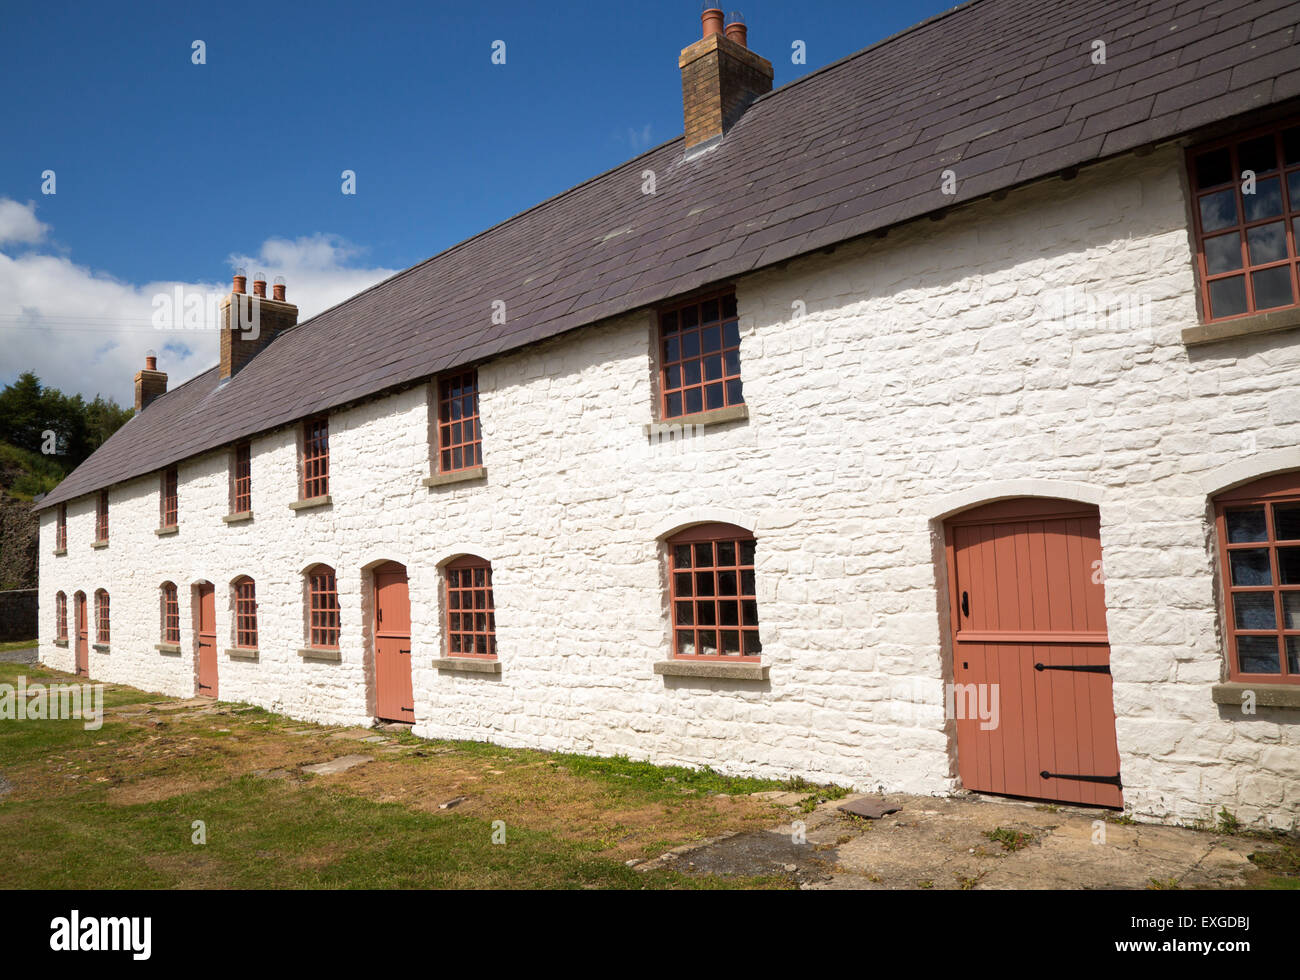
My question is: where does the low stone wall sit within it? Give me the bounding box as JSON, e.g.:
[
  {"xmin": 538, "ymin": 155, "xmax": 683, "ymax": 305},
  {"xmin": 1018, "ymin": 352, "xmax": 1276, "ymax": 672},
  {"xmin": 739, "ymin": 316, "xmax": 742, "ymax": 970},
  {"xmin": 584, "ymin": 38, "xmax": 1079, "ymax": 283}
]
[{"xmin": 0, "ymin": 588, "xmax": 37, "ymax": 642}]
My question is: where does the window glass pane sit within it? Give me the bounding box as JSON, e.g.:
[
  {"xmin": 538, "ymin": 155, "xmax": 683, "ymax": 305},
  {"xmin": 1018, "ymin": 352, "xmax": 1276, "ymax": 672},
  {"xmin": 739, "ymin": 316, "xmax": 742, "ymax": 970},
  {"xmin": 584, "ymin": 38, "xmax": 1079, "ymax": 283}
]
[
  {"xmin": 704, "ymin": 354, "xmax": 723, "ymax": 380},
  {"xmin": 742, "ymin": 599, "xmax": 759, "ymax": 626},
  {"xmin": 698, "ymin": 630, "xmax": 717, "ymax": 655},
  {"xmin": 724, "ymin": 349, "xmax": 741, "ymax": 376},
  {"xmin": 1243, "ymin": 176, "xmax": 1283, "ymax": 221},
  {"xmin": 676, "ymin": 631, "xmax": 694, "ymax": 656},
  {"xmin": 723, "ymin": 319, "xmax": 740, "ymax": 347},
  {"xmin": 673, "ymin": 544, "xmax": 692, "ymax": 568},
  {"xmin": 685, "ymin": 387, "xmax": 703, "ymax": 414},
  {"xmin": 726, "ymin": 379, "xmax": 744, "ymax": 405},
  {"xmin": 721, "ymin": 630, "xmax": 741, "ymax": 654},
  {"xmin": 1251, "ymin": 266, "xmax": 1294, "ymax": 310},
  {"xmin": 1288, "ymin": 636, "xmax": 1300, "ymax": 674},
  {"xmin": 697, "ymin": 602, "xmax": 716, "ymax": 626},
  {"xmin": 716, "ymin": 541, "xmax": 735, "ymax": 565},
  {"xmin": 701, "ymin": 325, "xmax": 721, "ymax": 353},
  {"xmin": 1227, "ymin": 507, "xmax": 1267, "ymax": 542},
  {"xmin": 693, "ymin": 542, "xmax": 712, "ymax": 565},
  {"xmin": 665, "ymin": 364, "xmax": 681, "ymax": 389},
  {"xmin": 695, "ymin": 571, "xmax": 715, "ymax": 596},
  {"xmin": 1199, "ymin": 188, "xmax": 1238, "ymax": 231},
  {"xmin": 1282, "ymin": 592, "xmax": 1300, "ymax": 629},
  {"xmin": 1274, "ymin": 504, "xmax": 1300, "ymax": 541},
  {"xmin": 1204, "ymin": 232, "xmax": 1242, "ymax": 274},
  {"xmin": 664, "ymin": 336, "xmax": 680, "ymax": 362},
  {"xmin": 675, "ymin": 601, "xmax": 693, "ymax": 625},
  {"xmin": 701, "ymin": 299, "xmax": 719, "ymax": 323},
  {"xmin": 1194, "ymin": 147, "xmax": 1233, "ymax": 188},
  {"xmin": 1237, "ymin": 634, "xmax": 1281, "ymax": 673},
  {"xmin": 745, "ymin": 632, "xmax": 763, "ymax": 656},
  {"xmin": 719, "ymin": 602, "xmax": 739, "ymax": 626},
  {"xmin": 1284, "ymin": 127, "xmax": 1300, "ymax": 166},
  {"xmin": 682, "ymin": 331, "xmax": 700, "ymax": 359},
  {"xmin": 1209, "ymin": 275, "xmax": 1247, "ymax": 318},
  {"xmin": 660, "ymin": 311, "xmax": 678, "ymax": 333},
  {"xmin": 741, "ymin": 568, "xmax": 756, "ymax": 594},
  {"xmin": 718, "ymin": 570, "xmax": 738, "ymax": 595},
  {"xmin": 1289, "ymin": 172, "xmax": 1300, "ymax": 210},
  {"xmin": 1246, "ymin": 222, "xmax": 1287, "ymax": 264},
  {"xmin": 705, "ymin": 384, "xmax": 725, "ymax": 410},
  {"xmin": 1278, "ymin": 546, "xmax": 1300, "ymax": 585},
  {"xmin": 681, "ymin": 305, "xmax": 699, "ymax": 329},
  {"xmin": 1229, "ymin": 548, "xmax": 1272, "ymax": 585},
  {"xmin": 665, "ymin": 392, "xmax": 682, "ymax": 417},
  {"xmin": 1234, "ymin": 592, "xmax": 1276, "ymax": 630},
  {"xmin": 683, "ymin": 360, "xmax": 701, "ymax": 385},
  {"xmin": 740, "ymin": 540, "xmax": 756, "ymax": 565},
  {"xmin": 1238, "ymin": 134, "xmax": 1278, "ymax": 175},
  {"xmin": 722, "ymin": 294, "xmax": 737, "ymax": 319}
]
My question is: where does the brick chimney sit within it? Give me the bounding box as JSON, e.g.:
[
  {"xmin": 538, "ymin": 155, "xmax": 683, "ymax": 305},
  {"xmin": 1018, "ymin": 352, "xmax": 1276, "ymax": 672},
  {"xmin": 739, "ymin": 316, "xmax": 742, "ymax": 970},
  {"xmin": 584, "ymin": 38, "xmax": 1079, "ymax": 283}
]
[
  {"xmin": 133, "ymin": 354, "xmax": 168, "ymax": 412},
  {"xmin": 219, "ymin": 272, "xmax": 298, "ymax": 381},
  {"xmin": 680, "ymin": 7, "xmax": 772, "ymax": 153}
]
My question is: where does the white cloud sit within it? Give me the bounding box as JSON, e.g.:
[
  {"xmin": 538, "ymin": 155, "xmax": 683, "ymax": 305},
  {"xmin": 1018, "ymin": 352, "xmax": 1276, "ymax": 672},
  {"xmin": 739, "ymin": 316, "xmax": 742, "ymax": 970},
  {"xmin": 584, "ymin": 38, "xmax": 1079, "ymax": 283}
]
[
  {"xmin": 0, "ymin": 204, "xmax": 399, "ymax": 407},
  {"xmin": 618, "ymin": 123, "xmax": 654, "ymax": 153},
  {"xmin": 0, "ymin": 199, "xmax": 49, "ymax": 246}
]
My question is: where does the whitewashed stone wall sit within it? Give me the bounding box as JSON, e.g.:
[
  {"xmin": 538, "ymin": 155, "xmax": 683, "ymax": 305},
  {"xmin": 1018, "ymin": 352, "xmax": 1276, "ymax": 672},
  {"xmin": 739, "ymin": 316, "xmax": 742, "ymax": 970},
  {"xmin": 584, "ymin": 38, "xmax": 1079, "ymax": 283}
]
[{"xmin": 38, "ymin": 145, "xmax": 1300, "ymax": 829}]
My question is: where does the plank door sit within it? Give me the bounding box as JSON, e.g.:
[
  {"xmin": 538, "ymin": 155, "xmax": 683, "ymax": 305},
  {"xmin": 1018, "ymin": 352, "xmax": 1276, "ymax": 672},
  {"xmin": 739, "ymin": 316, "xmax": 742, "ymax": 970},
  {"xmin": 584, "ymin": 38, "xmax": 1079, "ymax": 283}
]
[
  {"xmin": 946, "ymin": 498, "xmax": 1122, "ymax": 808},
  {"xmin": 373, "ymin": 562, "xmax": 414, "ymax": 723},
  {"xmin": 74, "ymin": 592, "xmax": 89, "ymax": 677},
  {"xmin": 196, "ymin": 584, "xmax": 218, "ymax": 699}
]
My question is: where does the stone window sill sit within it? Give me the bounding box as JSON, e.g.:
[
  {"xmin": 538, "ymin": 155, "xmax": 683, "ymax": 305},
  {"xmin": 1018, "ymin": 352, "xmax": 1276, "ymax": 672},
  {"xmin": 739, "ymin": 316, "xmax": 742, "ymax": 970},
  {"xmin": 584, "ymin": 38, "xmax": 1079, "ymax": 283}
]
[
  {"xmin": 433, "ymin": 656, "xmax": 501, "ymax": 674},
  {"xmin": 53, "ymin": 548, "xmax": 67, "ymax": 557},
  {"xmin": 654, "ymin": 658, "xmax": 768, "ymax": 680},
  {"xmin": 227, "ymin": 647, "xmax": 259, "ymax": 661},
  {"xmin": 423, "ymin": 466, "xmax": 487, "ymax": 488},
  {"xmin": 1211, "ymin": 681, "xmax": 1300, "ymax": 709},
  {"xmin": 155, "ymin": 642, "xmax": 181, "ymax": 654},
  {"xmin": 54, "ymin": 639, "xmax": 68, "ymax": 647},
  {"xmin": 643, "ymin": 403, "xmax": 748, "ymax": 436},
  {"xmin": 92, "ymin": 643, "xmax": 110, "ymax": 652},
  {"xmin": 91, "ymin": 540, "xmax": 109, "ymax": 550},
  {"xmin": 289, "ymin": 494, "xmax": 332, "ymax": 511},
  {"xmin": 223, "ymin": 511, "xmax": 254, "ymax": 524},
  {"xmin": 155, "ymin": 525, "xmax": 179, "ymax": 537},
  {"xmin": 299, "ymin": 646, "xmax": 341, "ymax": 662},
  {"xmin": 1182, "ymin": 305, "xmax": 1300, "ymax": 346}
]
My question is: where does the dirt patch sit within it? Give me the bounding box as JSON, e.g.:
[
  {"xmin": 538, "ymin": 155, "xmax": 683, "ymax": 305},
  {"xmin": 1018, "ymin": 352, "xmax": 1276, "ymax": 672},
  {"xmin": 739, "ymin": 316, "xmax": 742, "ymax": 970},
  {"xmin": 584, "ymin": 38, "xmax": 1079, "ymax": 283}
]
[{"xmin": 107, "ymin": 775, "xmax": 211, "ymax": 805}]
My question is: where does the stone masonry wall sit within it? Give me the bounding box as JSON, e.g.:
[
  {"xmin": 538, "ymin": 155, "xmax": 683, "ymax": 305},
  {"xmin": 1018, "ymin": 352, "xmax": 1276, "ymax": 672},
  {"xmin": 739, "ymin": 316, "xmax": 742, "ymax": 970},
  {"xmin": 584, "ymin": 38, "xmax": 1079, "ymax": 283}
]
[{"xmin": 38, "ymin": 146, "xmax": 1300, "ymax": 829}]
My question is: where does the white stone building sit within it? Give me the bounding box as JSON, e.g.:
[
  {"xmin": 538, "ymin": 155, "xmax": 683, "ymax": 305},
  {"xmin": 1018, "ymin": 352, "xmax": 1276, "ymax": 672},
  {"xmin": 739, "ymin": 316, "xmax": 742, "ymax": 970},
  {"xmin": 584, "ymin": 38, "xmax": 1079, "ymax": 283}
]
[{"xmin": 34, "ymin": 1, "xmax": 1300, "ymax": 828}]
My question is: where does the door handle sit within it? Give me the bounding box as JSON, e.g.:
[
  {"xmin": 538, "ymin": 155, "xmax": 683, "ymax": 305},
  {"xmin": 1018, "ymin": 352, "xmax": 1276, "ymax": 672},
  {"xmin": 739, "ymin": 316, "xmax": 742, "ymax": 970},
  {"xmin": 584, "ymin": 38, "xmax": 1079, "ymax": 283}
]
[
  {"xmin": 399, "ymin": 648, "xmax": 410, "ymax": 654},
  {"xmin": 961, "ymin": 591, "xmax": 969, "ymax": 617}
]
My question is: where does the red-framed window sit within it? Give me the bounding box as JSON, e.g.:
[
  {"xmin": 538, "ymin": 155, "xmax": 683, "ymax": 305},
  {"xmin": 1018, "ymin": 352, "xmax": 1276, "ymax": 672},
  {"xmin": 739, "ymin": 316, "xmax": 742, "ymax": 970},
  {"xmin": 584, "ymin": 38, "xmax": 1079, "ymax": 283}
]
[
  {"xmin": 435, "ymin": 370, "xmax": 482, "ymax": 473},
  {"xmin": 1188, "ymin": 118, "xmax": 1300, "ymax": 322},
  {"xmin": 667, "ymin": 523, "xmax": 762, "ymax": 659},
  {"xmin": 95, "ymin": 589, "xmax": 110, "ymax": 644},
  {"xmin": 658, "ymin": 291, "xmax": 743, "ymax": 419},
  {"xmin": 308, "ymin": 565, "xmax": 341, "ymax": 648},
  {"xmin": 56, "ymin": 591, "xmax": 67, "ymax": 641},
  {"xmin": 56, "ymin": 504, "xmax": 67, "ymax": 551},
  {"xmin": 1215, "ymin": 473, "xmax": 1300, "ymax": 684},
  {"xmin": 301, "ymin": 417, "xmax": 329, "ymax": 499},
  {"xmin": 233, "ymin": 576, "xmax": 258, "ymax": 649},
  {"xmin": 161, "ymin": 582, "xmax": 180, "ymax": 644},
  {"xmin": 231, "ymin": 441, "xmax": 252, "ymax": 513},
  {"xmin": 160, "ymin": 465, "xmax": 178, "ymax": 528},
  {"xmin": 444, "ymin": 556, "xmax": 497, "ymax": 659},
  {"xmin": 95, "ymin": 490, "xmax": 109, "ymax": 543}
]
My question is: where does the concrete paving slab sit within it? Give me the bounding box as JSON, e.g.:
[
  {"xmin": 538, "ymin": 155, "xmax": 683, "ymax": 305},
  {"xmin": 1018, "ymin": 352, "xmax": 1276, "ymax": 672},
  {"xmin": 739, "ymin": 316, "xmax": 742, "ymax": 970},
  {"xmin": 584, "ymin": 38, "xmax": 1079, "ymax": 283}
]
[{"xmin": 302, "ymin": 755, "xmax": 372, "ymax": 775}]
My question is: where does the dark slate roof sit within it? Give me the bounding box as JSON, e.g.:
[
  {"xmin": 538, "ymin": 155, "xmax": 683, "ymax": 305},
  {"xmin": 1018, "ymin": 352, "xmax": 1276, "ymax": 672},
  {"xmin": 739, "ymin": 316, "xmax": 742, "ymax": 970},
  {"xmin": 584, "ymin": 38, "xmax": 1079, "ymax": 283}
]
[{"xmin": 37, "ymin": 0, "xmax": 1300, "ymax": 510}]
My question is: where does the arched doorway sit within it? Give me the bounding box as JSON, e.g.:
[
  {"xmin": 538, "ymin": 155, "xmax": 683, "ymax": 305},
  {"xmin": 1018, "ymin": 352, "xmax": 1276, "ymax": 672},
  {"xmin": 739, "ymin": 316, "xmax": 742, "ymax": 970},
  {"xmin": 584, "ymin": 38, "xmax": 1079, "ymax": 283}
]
[
  {"xmin": 944, "ymin": 497, "xmax": 1122, "ymax": 808},
  {"xmin": 372, "ymin": 562, "xmax": 414, "ymax": 723}
]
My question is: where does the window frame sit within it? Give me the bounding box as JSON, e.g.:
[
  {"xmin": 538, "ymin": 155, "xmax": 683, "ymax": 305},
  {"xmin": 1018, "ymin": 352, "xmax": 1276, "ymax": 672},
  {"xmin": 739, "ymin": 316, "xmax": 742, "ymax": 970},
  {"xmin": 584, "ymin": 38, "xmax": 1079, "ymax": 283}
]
[
  {"xmin": 666, "ymin": 522, "xmax": 762, "ymax": 661},
  {"xmin": 443, "ymin": 555, "xmax": 497, "ymax": 660},
  {"xmin": 233, "ymin": 576, "xmax": 258, "ymax": 649},
  {"xmin": 161, "ymin": 582, "xmax": 180, "ymax": 644},
  {"xmin": 1187, "ymin": 116, "xmax": 1300, "ymax": 323},
  {"xmin": 656, "ymin": 290, "xmax": 744, "ymax": 421},
  {"xmin": 94, "ymin": 589, "xmax": 110, "ymax": 645},
  {"xmin": 56, "ymin": 504, "xmax": 67, "ymax": 551},
  {"xmin": 56, "ymin": 591, "xmax": 67, "ymax": 641},
  {"xmin": 160, "ymin": 465, "xmax": 178, "ymax": 529},
  {"xmin": 95, "ymin": 490, "xmax": 109, "ymax": 543},
  {"xmin": 1214, "ymin": 472, "xmax": 1300, "ymax": 685},
  {"xmin": 231, "ymin": 440, "xmax": 252, "ymax": 514},
  {"xmin": 434, "ymin": 370, "xmax": 483, "ymax": 474},
  {"xmin": 307, "ymin": 565, "xmax": 341, "ymax": 649},
  {"xmin": 300, "ymin": 416, "xmax": 330, "ymax": 500}
]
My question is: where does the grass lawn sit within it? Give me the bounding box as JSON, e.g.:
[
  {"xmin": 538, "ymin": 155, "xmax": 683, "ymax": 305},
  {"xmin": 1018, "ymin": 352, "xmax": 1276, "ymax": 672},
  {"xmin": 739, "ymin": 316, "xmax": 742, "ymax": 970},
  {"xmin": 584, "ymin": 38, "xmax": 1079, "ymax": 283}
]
[
  {"xmin": 0, "ymin": 639, "xmax": 37, "ymax": 653},
  {"xmin": 0, "ymin": 662, "xmax": 816, "ymax": 889}
]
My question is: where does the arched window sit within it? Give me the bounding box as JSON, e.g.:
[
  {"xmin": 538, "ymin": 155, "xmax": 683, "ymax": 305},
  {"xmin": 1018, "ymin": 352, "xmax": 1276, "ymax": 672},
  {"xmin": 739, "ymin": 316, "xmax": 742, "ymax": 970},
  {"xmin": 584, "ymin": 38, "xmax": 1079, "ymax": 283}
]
[
  {"xmin": 160, "ymin": 582, "xmax": 180, "ymax": 643},
  {"xmin": 667, "ymin": 523, "xmax": 761, "ymax": 660},
  {"xmin": 307, "ymin": 565, "xmax": 340, "ymax": 648},
  {"xmin": 444, "ymin": 556, "xmax": 496, "ymax": 659},
  {"xmin": 56, "ymin": 591, "xmax": 67, "ymax": 641},
  {"xmin": 1215, "ymin": 473, "xmax": 1300, "ymax": 683},
  {"xmin": 233, "ymin": 576, "xmax": 258, "ymax": 649},
  {"xmin": 94, "ymin": 589, "xmax": 110, "ymax": 644}
]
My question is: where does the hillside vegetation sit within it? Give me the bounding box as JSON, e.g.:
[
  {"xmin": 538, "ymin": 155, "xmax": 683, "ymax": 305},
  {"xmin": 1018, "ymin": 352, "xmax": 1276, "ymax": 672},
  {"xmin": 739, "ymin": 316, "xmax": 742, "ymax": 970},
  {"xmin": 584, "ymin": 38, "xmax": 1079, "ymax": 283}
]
[{"xmin": 0, "ymin": 372, "xmax": 132, "ymax": 589}]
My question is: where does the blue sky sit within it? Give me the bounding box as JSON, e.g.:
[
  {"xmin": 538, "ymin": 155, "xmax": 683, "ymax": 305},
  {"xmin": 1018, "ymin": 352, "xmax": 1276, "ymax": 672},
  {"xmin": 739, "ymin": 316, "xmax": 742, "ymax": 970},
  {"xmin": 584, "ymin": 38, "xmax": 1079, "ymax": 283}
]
[{"xmin": 0, "ymin": 0, "xmax": 956, "ymax": 403}]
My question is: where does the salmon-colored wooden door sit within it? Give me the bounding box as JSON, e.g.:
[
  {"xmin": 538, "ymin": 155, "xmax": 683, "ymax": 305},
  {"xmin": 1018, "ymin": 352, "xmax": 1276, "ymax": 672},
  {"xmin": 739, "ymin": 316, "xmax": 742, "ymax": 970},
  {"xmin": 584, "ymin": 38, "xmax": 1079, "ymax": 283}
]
[
  {"xmin": 373, "ymin": 562, "xmax": 414, "ymax": 723},
  {"xmin": 74, "ymin": 592, "xmax": 88, "ymax": 677},
  {"xmin": 946, "ymin": 498, "xmax": 1122, "ymax": 808},
  {"xmin": 196, "ymin": 584, "xmax": 218, "ymax": 699}
]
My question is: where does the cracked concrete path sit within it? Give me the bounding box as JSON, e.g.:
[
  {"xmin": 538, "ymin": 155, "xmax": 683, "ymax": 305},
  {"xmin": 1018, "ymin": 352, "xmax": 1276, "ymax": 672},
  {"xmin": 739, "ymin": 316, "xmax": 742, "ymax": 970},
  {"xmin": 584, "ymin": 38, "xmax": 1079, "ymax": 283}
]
[{"xmin": 652, "ymin": 793, "xmax": 1270, "ymax": 890}]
